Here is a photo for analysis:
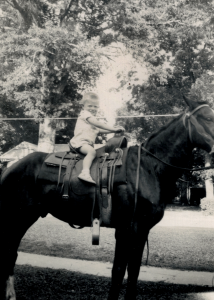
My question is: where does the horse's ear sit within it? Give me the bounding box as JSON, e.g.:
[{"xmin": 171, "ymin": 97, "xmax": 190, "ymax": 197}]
[
  {"xmin": 182, "ymin": 94, "xmax": 197, "ymax": 110},
  {"xmin": 182, "ymin": 93, "xmax": 208, "ymax": 109},
  {"xmin": 183, "ymin": 94, "xmax": 191, "ymax": 107}
]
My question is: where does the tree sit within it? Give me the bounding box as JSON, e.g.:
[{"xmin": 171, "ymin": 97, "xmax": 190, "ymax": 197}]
[
  {"xmin": 0, "ymin": 0, "xmax": 119, "ymax": 152},
  {"xmin": 115, "ymin": 1, "xmax": 214, "ymax": 142},
  {"xmin": 0, "ymin": 93, "xmax": 39, "ymax": 152},
  {"xmin": 114, "ymin": 0, "xmax": 214, "ymax": 205},
  {"xmin": 1, "ymin": 0, "xmax": 214, "ymax": 156}
]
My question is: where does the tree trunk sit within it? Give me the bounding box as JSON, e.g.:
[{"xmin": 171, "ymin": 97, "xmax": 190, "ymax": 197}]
[
  {"xmin": 180, "ymin": 173, "xmax": 189, "ymax": 205},
  {"xmin": 205, "ymin": 152, "xmax": 213, "ymax": 197},
  {"xmin": 11, "ymin": 0, "xmax": 33, "ymax": 30},
  {"xmin": 37, "ymin": 119, "xmax": 56, "ymax": 153},
  {"xmin": 200, "ymin": 153, "xmax": 214, "ymax": 215}
]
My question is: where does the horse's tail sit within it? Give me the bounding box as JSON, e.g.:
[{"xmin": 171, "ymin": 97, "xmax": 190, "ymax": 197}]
[
  {"xmin": 0, "ymin": 167, "xmax": 5, "ymax": 207},
  {"xmin": 0, "ymin": 173, "xmax": 2, "ymax": 209},
  {"xmin": 0, "ymin": 168, "xmax": 7, "ymax": 211}
]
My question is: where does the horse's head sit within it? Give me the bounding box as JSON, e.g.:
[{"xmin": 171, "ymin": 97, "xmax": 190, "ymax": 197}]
[{"xmin": 183, "ymin": 95, "xmax": 214, "ymax": 154}]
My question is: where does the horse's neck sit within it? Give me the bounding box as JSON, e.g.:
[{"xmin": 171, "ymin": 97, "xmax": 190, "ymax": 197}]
[{"xmin": 145, "ymin": 115, "xmax": 193, "ymax": 177}]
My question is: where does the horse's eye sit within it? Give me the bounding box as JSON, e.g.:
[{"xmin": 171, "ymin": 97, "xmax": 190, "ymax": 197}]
[{"xmin": 206, "ymin": 117, "xmax": 211, "ymax": 121}]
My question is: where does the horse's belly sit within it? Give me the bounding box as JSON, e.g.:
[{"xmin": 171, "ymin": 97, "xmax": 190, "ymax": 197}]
[
  {"xmin": 47, "ymin": 193, "xmax": 93, "ymax": 227},
  {"xmin": 48, "ymin": 190, "xmax": 117, "ymax": 228}
]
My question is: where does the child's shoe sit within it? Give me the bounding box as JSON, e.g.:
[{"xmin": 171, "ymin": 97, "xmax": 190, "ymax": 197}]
[{"xmin": 78, "ymin": 171, "xmax": 96, "ymax": 184}]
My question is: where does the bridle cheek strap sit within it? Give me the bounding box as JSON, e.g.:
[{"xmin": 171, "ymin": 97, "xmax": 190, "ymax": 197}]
[
  {"xmin": 189, "ymin": 114, "xmax": 214, "ymax": 147},
  {"xmin": 183, "ymin": 105, "xmax": 210, "ymax": 144}
]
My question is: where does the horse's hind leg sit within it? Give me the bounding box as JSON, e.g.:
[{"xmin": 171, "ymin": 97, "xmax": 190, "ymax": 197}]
[
  {"xmin": 0, "ymin": 205, "xmax": 40, "ymax": 300},
  {"xmin": 108, "ymin": 225, "xmax": 148, "ymax": 300}
]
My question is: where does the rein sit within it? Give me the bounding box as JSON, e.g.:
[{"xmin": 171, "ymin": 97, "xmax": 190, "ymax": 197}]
[{"xmin": 141, "ymin": 146, "xmax": 214, "ymax": 172}]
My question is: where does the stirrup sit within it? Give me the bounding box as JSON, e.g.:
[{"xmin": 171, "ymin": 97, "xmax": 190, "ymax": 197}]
[{"xmin": 92, "ymin": 218, "xmax": 100, "ymax": 245}]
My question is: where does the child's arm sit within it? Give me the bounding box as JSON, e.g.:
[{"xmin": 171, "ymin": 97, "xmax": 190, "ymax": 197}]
[
  {"xmin": 87, "ymin": 116, "xmax": 125, "ymax": 133},
  {"xmin": 99, "ymin": 129, "xmax": 114, "ymax": 134}
]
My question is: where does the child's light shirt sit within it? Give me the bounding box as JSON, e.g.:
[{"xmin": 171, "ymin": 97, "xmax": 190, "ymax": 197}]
[{"xmin": 70, "ymin": 110, "xmax": 99, "ymax": 148}]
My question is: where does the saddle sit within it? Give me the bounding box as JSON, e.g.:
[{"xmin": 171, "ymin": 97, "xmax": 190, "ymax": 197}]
[{"xmin": 44, "ymin": 134, "xmax": 128, "ymax": 243}]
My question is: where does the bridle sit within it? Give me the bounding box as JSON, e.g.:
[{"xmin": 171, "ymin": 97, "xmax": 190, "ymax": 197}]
[
  {"xmin": 139, "ymin": 104, "xmax": 214, "ymax": 173},
  {"xmin": 134, "ymin": 104, "xmax": 214, "ymax": 214}
]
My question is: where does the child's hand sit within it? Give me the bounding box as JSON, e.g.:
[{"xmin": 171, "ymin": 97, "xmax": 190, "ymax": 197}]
[{"xmin": 114, "ymin": 126, "xmax": 125, "ymax": 133}]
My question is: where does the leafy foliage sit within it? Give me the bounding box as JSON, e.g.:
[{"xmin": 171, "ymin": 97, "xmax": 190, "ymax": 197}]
[
  {"xmin": 0, "ymin": 0, "xmax": 123, "ymax": 152},
  {"xmin": 0, "ymin": 23, "xmax": 103, "ymax": 118},
  {"xmin": 1, "ymin": 0, "xmax": 214, "ymax": 195},
  {"xmin": 115, "ymin": 1, "xmax": 214, "ymax": 145},
  {"xmin": 113, "ymin": 0, "xmax": 214, "ymax": 202}
]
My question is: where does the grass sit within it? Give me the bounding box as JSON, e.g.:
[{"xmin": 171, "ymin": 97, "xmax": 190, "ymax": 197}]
[
  {"xmin": 19, "ymin": 207, "xmax": 214, "ymax": 272},
  {"xmin": 15, "ymin": 206, "xmax": 214, "ymax": 299},
  {"xmin": 14, "ymin": 265, "xmax": 214, "ymax": 300},
  {"xmin": 145, "ymin": 226, "xmax": 214, "ymax": 272}
]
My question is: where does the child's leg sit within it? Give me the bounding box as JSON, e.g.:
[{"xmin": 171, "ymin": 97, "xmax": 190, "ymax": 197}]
[
  {"xmin": 79, "ymin": 144, "xmax": 96, "ymax": 170},
  {"xmin": 78, "ymin": 144, "xmax": 96, "ymax": 184}
]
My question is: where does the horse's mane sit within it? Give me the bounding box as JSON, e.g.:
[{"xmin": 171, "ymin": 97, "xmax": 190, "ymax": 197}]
[
  {"xmin": 127, "ymin": 113, "xmax": 186, "ymax": 204},
  {"xmin": 142, "ymin": 101, "xmax": 209, "ymax": 148},
  {"xmin": 143, "ymin": 113, "xmax": 183, "ymax": 148}
]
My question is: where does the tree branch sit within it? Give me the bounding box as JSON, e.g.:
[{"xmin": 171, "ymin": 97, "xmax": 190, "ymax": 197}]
[
  {"xmin": 156, "ymin": 8, "xmax": 167, "ymax": 20},
  {"xmin": 5, "ymin": 0, "xmax": 15, "ymax": 9},
  {"xmin": 57, "ymin": 74, "xmax": 69, "ymax": 93},
  {"xmin": 96, "ymin": 24, "xmax": 115, "ymax": 32},
  {"xmin": 65, "ymin": 42, "xmax": 78, "ymax": 48},
  {"xmin": 103, "ymin": 55, "xmax": 115, "ymax": 62},
  {"xmin": 60, "ymin": 0, "xmax": 74, "ymax": 26},
  {"xmin": 11, "ymin": 0, "xmax": 25, "ymax": 15},
  {"xmin": 156, "ymin": 20, "xmax": 186, "ymax": 26},
  {"xmin": 80, "ymin": 21, "xmax": 115, "ymax": 33},
  {"xmin": 10, "ymin": 0, "xmax": 33, "ymax": 30},
  {"xmin": 195, "ymin": 43, "xmax": 207, "ymax": 58}
]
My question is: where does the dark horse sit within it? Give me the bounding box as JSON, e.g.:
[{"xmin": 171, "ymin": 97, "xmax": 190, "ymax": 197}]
[{"xmin": 1, "ymin": 96, "xmax": 214, "ymax": 300}]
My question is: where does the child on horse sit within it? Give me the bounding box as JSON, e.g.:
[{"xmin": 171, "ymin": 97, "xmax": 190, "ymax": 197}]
[{"xmin": 70, "ymin": 92, "xmax": 125, "ymax": 184}]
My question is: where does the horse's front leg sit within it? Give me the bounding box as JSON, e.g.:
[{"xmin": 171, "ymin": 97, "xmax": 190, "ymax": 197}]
[
  {"xmin": 122, "ymin": 222, "xmax": 149, "ymax": 300},
  {"xmin": 107, "ymin": 228, "xmax": 130, "ymax": 300},
  {"xmin": 125, "ymin": 223, "xmax": 149, "ymax": 300}
]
